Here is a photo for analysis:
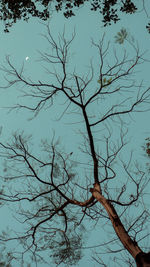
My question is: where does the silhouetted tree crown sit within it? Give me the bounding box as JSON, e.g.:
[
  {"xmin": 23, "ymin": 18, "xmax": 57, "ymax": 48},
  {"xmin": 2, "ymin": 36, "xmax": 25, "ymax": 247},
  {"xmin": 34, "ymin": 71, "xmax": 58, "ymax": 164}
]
[
  {"xmin": 0, "ymin": 0, "xmax": 150, "ymax": 33},
  {"xmin": 0, "ymin": 25, "xmax": 150, "ymax": 266}
]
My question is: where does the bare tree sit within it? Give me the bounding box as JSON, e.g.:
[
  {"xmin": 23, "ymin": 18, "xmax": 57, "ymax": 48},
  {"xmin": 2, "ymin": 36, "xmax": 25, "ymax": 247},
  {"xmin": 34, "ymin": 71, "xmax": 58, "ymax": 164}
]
[{"xmin": 0, "ymin": 26, "xmax": 150, "ymax": 266}]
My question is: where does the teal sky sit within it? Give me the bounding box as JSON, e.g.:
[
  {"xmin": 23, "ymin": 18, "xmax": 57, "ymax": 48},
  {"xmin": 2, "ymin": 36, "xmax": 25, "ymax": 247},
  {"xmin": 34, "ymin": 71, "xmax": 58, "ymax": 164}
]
[{"xmin": 0, "ymin": 2, "xmax": 150, "ymax": 266}]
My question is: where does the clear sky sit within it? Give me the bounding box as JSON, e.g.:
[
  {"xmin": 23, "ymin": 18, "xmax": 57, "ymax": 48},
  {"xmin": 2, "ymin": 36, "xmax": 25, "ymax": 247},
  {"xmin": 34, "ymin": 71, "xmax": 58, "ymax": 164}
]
[{"xmin": 0, "ymin": 1, "xmax": 150, "ymax": 266}]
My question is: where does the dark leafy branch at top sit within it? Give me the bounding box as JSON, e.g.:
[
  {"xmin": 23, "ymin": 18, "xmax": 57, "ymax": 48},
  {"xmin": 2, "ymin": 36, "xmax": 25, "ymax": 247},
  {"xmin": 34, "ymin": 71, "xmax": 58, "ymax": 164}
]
[{"xmin": 0, "ymin": 0, "xmax": 150, "ymax": 33}]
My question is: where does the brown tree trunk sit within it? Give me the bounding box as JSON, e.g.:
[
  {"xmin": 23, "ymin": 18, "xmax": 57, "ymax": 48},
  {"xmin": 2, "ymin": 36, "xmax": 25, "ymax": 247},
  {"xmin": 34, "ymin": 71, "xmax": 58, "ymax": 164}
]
[{"xmin": 90, "ymin": 183, "xmax": 149, "ymax": 266}]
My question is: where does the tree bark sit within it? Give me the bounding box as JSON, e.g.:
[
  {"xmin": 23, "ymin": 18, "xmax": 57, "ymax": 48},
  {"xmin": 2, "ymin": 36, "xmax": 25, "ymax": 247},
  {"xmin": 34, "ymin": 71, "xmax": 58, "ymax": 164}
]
[
  {"xmin": 135, "ymin": 252, "xmax": 150, "ymax": 267},
  {"xmin": 90, "ymin": 183, "xmax": 145, "ymax": 265}
]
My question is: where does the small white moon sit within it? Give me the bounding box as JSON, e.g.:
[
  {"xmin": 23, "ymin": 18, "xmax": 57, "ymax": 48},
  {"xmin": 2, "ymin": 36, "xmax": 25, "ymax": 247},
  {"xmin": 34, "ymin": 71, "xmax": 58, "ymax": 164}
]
[{"xmin": 25, "ymin": 56, "xmax": 29, "ymax": 61}]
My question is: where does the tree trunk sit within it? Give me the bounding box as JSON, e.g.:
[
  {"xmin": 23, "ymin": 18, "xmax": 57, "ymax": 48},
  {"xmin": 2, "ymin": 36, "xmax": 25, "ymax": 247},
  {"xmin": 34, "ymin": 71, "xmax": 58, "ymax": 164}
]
[
  {"xmin": 135, "ymin": 252, "xmax": 150, "ymax": 267},
  {"xmin": 90, "ymin": 183, "xmax": 150, "ymax": 266}
]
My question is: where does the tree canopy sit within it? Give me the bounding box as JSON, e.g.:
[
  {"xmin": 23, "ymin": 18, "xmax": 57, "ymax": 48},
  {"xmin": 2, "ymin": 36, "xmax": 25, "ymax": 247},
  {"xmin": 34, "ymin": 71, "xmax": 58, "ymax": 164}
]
[
  {"xmin": 0, "ymin": 26, "xmax": 150, "ymax": 266},
  {"xmin": 0, "ymin": 0, "xmax": 150, "ymax": 33}
]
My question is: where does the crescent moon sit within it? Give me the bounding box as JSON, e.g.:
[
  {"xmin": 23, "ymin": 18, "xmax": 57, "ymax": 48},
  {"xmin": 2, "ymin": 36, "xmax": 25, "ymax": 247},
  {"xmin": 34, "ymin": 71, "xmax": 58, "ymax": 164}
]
[{"xmin": 25, "ymin": 56, "xmax": 29, "ymax": 61}]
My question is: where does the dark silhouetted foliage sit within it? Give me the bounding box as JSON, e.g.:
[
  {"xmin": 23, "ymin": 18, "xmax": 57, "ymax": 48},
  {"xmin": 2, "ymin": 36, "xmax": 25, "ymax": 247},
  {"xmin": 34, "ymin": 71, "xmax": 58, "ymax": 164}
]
[{"xmin": 0, "ymin": 0, "xmax": 149, "ymax": 33}]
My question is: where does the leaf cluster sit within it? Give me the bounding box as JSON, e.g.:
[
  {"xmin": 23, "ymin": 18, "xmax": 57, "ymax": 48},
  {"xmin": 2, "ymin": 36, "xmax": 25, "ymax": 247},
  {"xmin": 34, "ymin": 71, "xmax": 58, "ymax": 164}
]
[{"xmin": 0, "ymin": 0, "xmax": 150, "ymax": 33}]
